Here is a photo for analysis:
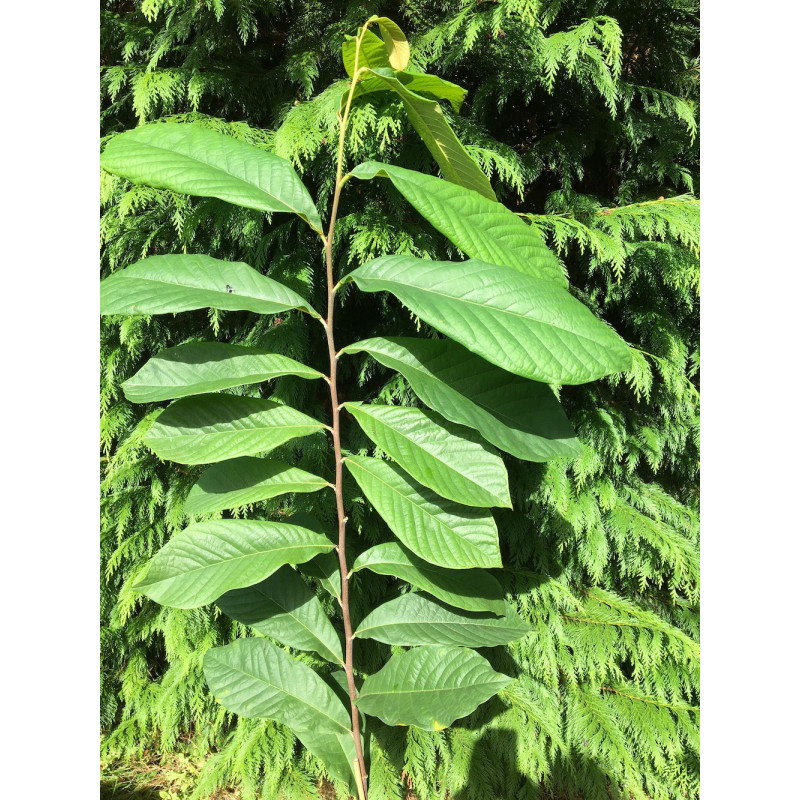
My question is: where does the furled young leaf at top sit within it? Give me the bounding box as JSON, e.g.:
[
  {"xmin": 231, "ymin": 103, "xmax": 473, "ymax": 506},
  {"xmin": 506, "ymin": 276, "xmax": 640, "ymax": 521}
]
[
  {"xmin": 350, "ymin": 71, "xmax": 467, "ymax": 114},
  {"xmin": 341, "ymin": 337, "xmax": 580, "ymax": 461},
  {"xmin": 345, "ymin": 455, "xmax": 501, "ymax": 569},
  {"xmin": 374, "ymin": 17, "xmax": 410, "ymax": 69},
  {"xmin": 204, "ymin": 638, "xmax": 350, "ymax": 734},
  {"xmin": 217, "ymin": 566, "xmax": 343, "ymax": 664},
  {"xmin": 100, "ymin": 254, "xmax": 320, "ymax": 318},
  {"xmin": 352, "ymin": 542, "xmax": 505, "ymax": 614},
  {"xmin": 348, "ymin": 161, "xmax": 565, "ymax": 284},
  {"xmin": 184, "ymin": 457, "xmax": 330, "ymax": 514},
  {"xmin": 135, "ymin": 520, "xmax": 335, "ymax": 608},
  {"xmin": 123, "ymin": 342, "xmax": 323, "ymax": 403},
  {"xmin": 359, "ymin": 67, "xmax": 495, "ymax": 200},
  {"xmin": 355, "ymin": 645, "xmax": 512, "ymax": 730},
  {"xmin": 346, "ymin": 256, "xmax": 633, "ymax": 384},
  {"xmin": 354, "ymin": 593, "xmax": 531, "ymax": 647},
  {"xmin": 144, "ymin": 395, "xmax": 325, "ymax": 465},
  {"xmin": 342, "ymin": 29, "xmax": 391, "ymax": 77},
  {"xmin": 101, "ymin": 123, "xmax": 323, "ymax": 231},
  {"xmin": 344, "ymin": 402, "xmax": 510, "ymax": 508}
]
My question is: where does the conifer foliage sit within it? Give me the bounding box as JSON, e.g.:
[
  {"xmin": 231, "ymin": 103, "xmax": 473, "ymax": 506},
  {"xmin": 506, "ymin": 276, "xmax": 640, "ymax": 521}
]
[{"xmin": 100, "ymin": 3, "xmax": 700, "ymax": 799}]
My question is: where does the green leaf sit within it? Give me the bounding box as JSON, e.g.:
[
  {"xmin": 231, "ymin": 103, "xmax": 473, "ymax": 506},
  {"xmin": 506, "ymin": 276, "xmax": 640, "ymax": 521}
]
[
  {"xmin": 355, "ymin": 645, "xmax": 512, "ymax": 730},
  {"xmin": 354, "ymin": 594, "xmax": 531, "ymax": 647},
  {"xmin": 345, "ymin": 455, "xmax": 501, "ymax": 569},
  {"xmin": 346, "ymin": 256, "xmax": 633, "ymax": 384},
  {"xmin": 344, "ymin": 402, "xmax": 510, "ymax": 507},
  {"xmin": 352, "ymin": 542, "xmax": 505, "ymax": 615},
  {"xmin": 135, "ymin": 520, "xmax": 335, "ymax": 608},
  {"xmin": 349, "ymin": 161, "xmax": 564, "ymax": 283},
  {"xmin": 374, "ymin": 17, "xmax": 410, "ymax": 69},
  {"xmin": 100, "ymin": 254, "xmax": 319, "ymax": 318},
  {"xmin": 185, "ymin": 457, "xmax": 330, "ymax": 514},
  {"xmin": 351, "ymin": 71, "xmax": 467, "ymax": 114},
  {"xmin": 217, "ymin": 567, "xmax": 343, "ymax": 664},
  {"xmin": 144, "ymin": 395, "xmax": 325, "ymax": 465},
  {"xmin": 359, "ymin": 67, "xmax": 495, "ymax": 200},
  {"xmin": 342, "ymin": 29, "xmax": 391, "ymax": 77},
  {"xmin": 295, "ymin": 672, "xmax": 361, "ymax": 790},
  {"xmin": 101, "ymin": 123, "xmax": 323, "ymax": 231},
  {"xmin": 123, "ymin": 342, "xmax": 323, "ymax": 403},
  {"xmin": 295, "ymin": 728, "xmax": 359, "ymax": 790},
  {"xmin": 341, "ymin": 337, "xmax": 580, "ymax": 461},
  {"xmin": 204, "ymin": 638, "xmax": 350, "ymax": 734},
  {"xmin": 299, "ymin": 552, "xmax": 342, "ymax": 600}
]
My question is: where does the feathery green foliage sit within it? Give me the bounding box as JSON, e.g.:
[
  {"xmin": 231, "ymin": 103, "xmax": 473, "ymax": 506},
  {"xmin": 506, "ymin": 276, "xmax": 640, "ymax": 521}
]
[{"xmin": 101, "ymin": 2, "xmax": 699, "ymax": 799}]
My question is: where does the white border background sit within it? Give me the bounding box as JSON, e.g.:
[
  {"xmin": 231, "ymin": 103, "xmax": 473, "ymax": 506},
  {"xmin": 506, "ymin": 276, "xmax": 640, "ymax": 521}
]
[{"xmin": 3, "ymin": 1, "xmax": 799, "ymax": 796}]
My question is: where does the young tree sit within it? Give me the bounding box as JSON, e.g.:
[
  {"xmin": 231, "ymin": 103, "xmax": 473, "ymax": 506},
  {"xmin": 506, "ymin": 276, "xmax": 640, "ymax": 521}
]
[{"xmin": 101, "ymin": 4, "xmax": 699, "ymax": 799}]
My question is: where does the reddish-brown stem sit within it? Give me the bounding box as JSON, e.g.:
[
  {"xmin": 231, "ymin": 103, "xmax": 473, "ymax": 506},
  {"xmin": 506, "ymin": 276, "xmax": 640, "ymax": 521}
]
[
  {"xmin": 321, "ymin": 29, "xmax": 371, "ymax": 797},
  {"xmin": 318, "ymin": 24, "xmax": 372, "ymax": 797}
]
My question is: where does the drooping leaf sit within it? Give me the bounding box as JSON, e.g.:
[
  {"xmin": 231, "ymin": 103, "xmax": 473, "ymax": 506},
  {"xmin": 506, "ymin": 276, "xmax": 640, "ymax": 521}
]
[
  {"xmin": 217, "ymin": 567, "xmax": 343, "ymax": 664},
  {"xmin": 349, "ymin": 161, "xmax": 565, "ymax": 283},
  {"xmin": 352, "ymin": 542, "xmax": 505, "ymax": 614},
  {"xmin": 184, "ymin": 457, "xmax": 330, "ymax": 514},
  {"xmin": 100, "ymin": 254, "xmax": 320, "ymax": 318},
  {"xmin": 342, "ymin": 29, "xmax": 391, "ymax": 77},
  {"xmin": 359, "ymin": 67, "xmax": 495, "ymax": 199},
  {"xmin": 135, "ymin": 520, "xmax": 335, "ymax": 608},
  {"xmin": 344, "ymin": 402, "xmax": 510, "ymax": 507},
  {"xmin": 144, "ymin": 395, "xmax": 325, "ymax": 465},
  {"xmin": 203, "ymin": 638, "xmax": 350, "ymax": 734},
  {"xmin": 345, "ymin": 455, "xmax": 501, "ymax": 569},
  {"xmin": 101, "ymin": 123, "xmax": 323, "ymax": 231},
  {"xmin": 341, "ymin": 337, "xmax": 580, "ymax": 461},
  {"xmin": 123, "ymin": 342, "xmax": 323, "ymax": 403},
  {"xmin": 299, "ymin": 551, "xmax": 342, "ymax": 600},
  {"xmin": 374, "ymin": 17, "xmax": 410, "ymax": 69},
  {"xmin": 354, "ymin": 593, "xmax": 531, "ymax": 647},
  {"xmin": 295, "ymin": 728, "xmax": 359, "ymax": 790},
  {"xmin": 355, "ymin": 645, "xmax": 512, "ymax": 730},
  {"xmin": 295, "ymin": 672, "xmax": 362, "ymax": 790},
  {"xmin": 351, "ymin": 71, "xmax": 467, "ymax": 113},
  {"xmin": 346, "ymin": 256, "xmax": 633, "ymax": 384}
]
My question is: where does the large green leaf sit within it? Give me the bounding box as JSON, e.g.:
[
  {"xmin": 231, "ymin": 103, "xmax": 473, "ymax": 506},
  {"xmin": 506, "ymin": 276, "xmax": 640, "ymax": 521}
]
[
  {"xmin": 344, "ymin": 402, "xmax": 510, "ymax": 508},
  {"xmin": 354, "ymin": 593, "xmax": 531, "ymax": 647},
  {"xmin": 349, "ymin": 161, "xmax": 565, "ymax": 283},
  {"xmin": 355, "ymin": 645, "xmax": 512, "ymax": 730},
  {"xmin": 204, "ymin": 638, "xmax": 350, "ymax": 734},
  {"xmin": 346, "ymin": 256, "xmax": 633, "ymax": 384},
  {"xmin": 144, "ymin": 395, "xmax": 325, "ymax": 465},
  {"xmin": 135, "ymin": 520, "xmax": 335, "ymax": 608},
  {"xmin": 217, "ymin": 567, "xmax": 343, "ymax": 664},
  {"xmin": 123, "ymin": 342, "xmax": 323, "ymax": 403},
  {"xmin": 351, "ymin": 71, "xmax": 467, "ymax": 114},
  {"xmin": 345, "ymin": 455, "xmax": 501, "ymax": 569},
  {"xmin": 100, "ymin": 254, "xmax": 319, "ymax": 318},
  {"xmin": 341, "ymin": 337, "xmax": 580, "ymax": 461},
  {"xmin": 185, "ymin": 457, "xmax": 330, "ymax": 514},
  {"xmin": 352, "ymin": 542, "xmax": 505, "ymax": 614},
  {"xmin": 359, "ymin": 67, "xmax": 495, "ymax": 199},
  {"xmin": 101, "ymin": 123, "xmax": 323, "ymax": 231}
]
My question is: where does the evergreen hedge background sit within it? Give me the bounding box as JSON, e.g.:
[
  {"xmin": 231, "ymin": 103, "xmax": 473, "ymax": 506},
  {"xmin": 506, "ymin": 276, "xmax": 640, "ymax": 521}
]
[{"xmin": 100, "ymin": 2, "xmax": 700, "ymax": 798}]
